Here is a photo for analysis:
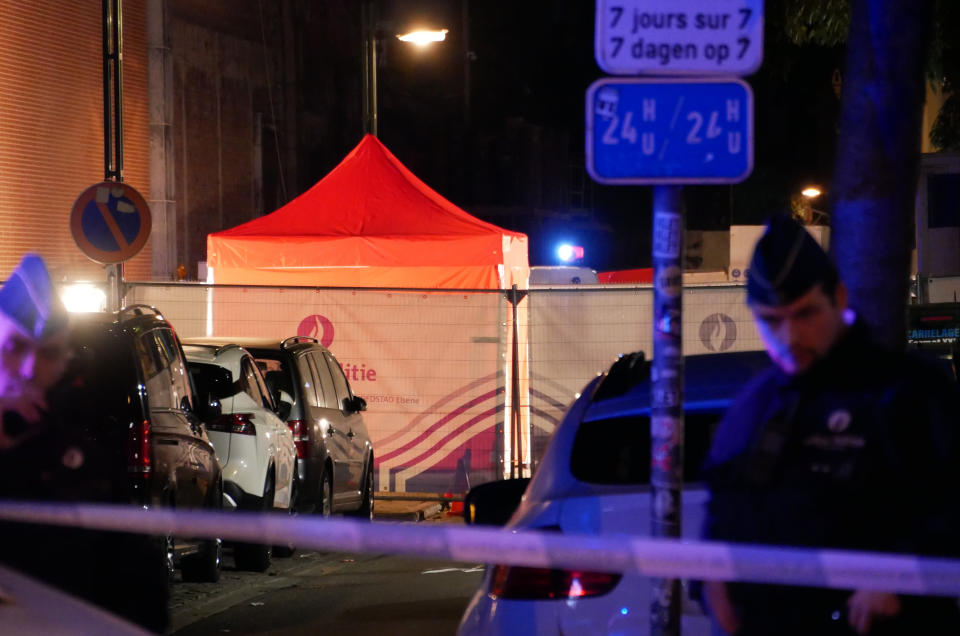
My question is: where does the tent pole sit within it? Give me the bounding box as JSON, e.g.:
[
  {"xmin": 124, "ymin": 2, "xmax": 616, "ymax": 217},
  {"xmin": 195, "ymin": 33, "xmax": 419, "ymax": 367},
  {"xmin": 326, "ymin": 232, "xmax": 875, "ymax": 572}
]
[{"xmin": 510, "ymin": 284, "xmax": 524, "ymax": 478}]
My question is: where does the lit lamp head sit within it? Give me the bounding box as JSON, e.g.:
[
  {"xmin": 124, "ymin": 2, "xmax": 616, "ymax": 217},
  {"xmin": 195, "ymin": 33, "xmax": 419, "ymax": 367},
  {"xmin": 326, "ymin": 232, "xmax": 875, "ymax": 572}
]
[{"xmin": 396, "ymin": 28, "xmax": 448, "ymax": 47}]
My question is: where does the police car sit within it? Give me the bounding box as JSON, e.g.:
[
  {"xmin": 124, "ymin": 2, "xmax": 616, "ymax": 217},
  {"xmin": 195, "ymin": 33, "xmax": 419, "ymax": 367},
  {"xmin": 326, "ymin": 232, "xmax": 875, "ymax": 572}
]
[{"xmin": 457, "ymin": 350, "xmax": 770, "ymax": 636}]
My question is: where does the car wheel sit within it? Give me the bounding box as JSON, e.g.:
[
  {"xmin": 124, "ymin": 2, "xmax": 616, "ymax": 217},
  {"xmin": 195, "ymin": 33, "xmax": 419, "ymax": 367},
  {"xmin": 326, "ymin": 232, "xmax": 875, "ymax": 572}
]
[
  {"xmin": 319, "ymin": 468, "xmax": 333, "ymax": 518},
  {"xmin": 112, "ymin": 532, "xmax": 171, "ymax": 632},
  {"xmin": 235, "ymin": 471, "xmax": 273, "ymax": 572},
  {"xmin": 348, "ymin": 465, "xmax": 374, "ymax": 521},
  {"xmin": 181, "ymin": 480, "xmax": 223, "ymax": 583},
  {"xmin": 273, "ymin": 476, "xmax": 298, "ymax": 558}
]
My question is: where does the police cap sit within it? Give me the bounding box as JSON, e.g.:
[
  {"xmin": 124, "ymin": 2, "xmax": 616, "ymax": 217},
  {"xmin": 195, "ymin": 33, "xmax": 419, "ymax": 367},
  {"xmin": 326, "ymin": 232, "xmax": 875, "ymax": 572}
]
[
  {"xmin": 0, "ymin": 253, "xmax": 68, "ymax": 339},
  {"xmin": 746, "ymin": 215, "xmax": 837, "ymax": 307}
]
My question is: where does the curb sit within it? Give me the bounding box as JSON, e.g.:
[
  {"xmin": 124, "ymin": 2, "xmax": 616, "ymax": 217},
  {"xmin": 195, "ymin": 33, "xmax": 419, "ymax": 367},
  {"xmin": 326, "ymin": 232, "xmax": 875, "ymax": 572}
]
[{"xmin": 374, "ymin": 503, "xmax": 443, "ymax": 522}]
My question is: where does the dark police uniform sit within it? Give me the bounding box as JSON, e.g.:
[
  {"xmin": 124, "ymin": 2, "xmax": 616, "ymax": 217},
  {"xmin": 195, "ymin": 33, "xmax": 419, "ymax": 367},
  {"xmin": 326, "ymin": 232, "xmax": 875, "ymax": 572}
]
[{"xmin": 703, "ymin": 321, "xmax": 960, "ymax": 635}]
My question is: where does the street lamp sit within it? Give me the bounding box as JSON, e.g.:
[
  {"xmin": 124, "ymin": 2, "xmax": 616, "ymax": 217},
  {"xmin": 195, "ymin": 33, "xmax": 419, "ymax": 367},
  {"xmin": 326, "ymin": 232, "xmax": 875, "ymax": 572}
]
[
  {"xmin": 362, "ymin": 0, "xmax": 448, "ymax": 137},
  {"xmin": 792, "ymin": 185, "xmax": 830, "ymax": 225}
]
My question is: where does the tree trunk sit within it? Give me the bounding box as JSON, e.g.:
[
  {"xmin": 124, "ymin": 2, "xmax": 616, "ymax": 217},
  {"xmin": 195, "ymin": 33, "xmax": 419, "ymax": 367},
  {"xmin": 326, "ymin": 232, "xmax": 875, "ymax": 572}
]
[{"xmin": 832, "ymin": 0, "xmax": 931, "ymax": 349}]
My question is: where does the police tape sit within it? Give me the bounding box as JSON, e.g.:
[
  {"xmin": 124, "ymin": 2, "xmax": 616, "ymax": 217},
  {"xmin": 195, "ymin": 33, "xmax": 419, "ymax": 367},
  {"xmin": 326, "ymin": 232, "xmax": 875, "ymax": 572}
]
[{"xmin": 1, "ymin": 500, "xmax": 959, "ymax": 597}]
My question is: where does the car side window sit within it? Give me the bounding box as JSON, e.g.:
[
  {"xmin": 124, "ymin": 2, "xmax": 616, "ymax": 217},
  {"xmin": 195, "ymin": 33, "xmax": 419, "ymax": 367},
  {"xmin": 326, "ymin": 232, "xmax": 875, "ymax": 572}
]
[
  {"xmin": 162, "ymin": 329, "xmax": 195, "ymax": 411},
  {"xmin": 310, "ymin": 352, "xmax": 337, "ymax": 410},
  {"xmin": 296, "ymin": 354, "xmax": 320, "ymax": 407},
  {"xmin": 248, "ymin": 356, "xmax": 275, "ymax": 411},
  {"xmin": 569, "ymin": 410, "xmax": 723, "ymax": 484},
  {"xmin": 240, "ymin": 356, "xmax": 266, "ymax": 406},
  {"xmin": 134, "ymin": 329, "xmax": 176, "ymax": 409},
  {"xmin": 324, "ymin": 352, "xmax": 352, "ymax": 411}
]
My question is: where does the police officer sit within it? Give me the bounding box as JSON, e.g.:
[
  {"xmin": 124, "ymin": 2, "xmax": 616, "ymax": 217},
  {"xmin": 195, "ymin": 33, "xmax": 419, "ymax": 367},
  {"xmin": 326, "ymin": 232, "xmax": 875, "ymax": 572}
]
[
  {"xmin": 0, "ymin": 253, "xmax": 70, "ymax": 446},
  {"xmin": 0, "ymin": 254, "xmax": 169, "ymax": 632},
  {"xmin": 701, "ymin": 215, "xmax": 960, "ymax": 635}
]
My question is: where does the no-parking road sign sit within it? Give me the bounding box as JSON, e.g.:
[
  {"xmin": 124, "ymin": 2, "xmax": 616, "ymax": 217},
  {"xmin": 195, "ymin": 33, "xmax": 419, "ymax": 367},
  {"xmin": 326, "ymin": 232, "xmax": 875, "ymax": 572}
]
[{"xmin": 70, "ymin": 181, "xmax": 152, "ymax": 264}]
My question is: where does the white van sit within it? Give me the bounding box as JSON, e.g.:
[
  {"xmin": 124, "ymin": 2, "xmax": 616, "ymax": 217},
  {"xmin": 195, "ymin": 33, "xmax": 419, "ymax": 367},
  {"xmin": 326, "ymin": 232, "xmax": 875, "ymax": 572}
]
[{"xmin": 529, "ymin": 265, "xmax": 599, "ymax": 286}]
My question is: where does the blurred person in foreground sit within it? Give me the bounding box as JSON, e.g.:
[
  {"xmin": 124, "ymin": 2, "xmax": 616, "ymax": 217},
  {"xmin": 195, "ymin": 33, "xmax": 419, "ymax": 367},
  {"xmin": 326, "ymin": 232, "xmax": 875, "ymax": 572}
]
[
  {"xmin": 0, "ymin": 253, "xmax": 70, "ymax": 445},
  {"xmin": 0, "ymin": 253, "xmax": 169, "ymax": 632},
  {"xmin": 701, "ymin": 215, "xmax": 960, "ymax": 635}
]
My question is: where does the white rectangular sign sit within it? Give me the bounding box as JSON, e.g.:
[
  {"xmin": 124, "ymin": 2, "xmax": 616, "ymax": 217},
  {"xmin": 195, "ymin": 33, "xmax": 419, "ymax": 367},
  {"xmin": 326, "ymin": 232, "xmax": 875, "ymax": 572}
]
[{"xmin": 595, "ymin": 0, "xmax": 764, "ymax": 76}]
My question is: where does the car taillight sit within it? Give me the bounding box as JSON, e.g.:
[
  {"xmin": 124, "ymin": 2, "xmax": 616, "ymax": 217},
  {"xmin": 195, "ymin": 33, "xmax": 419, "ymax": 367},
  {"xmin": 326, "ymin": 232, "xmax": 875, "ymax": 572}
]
[
  {"xmin": 127, "ymin": 419, "xmax": 152, "ymax": 477},
  {"xmin": 287, "ymin": 419, "xmax": 309, "ymax": 458},
  {"xmin": 489, "ymin": 564, "xmax": 621, "ymax": 600},
  {"xmin": 208, "ymin": 413, "xmax": 256, "ymax": 435}
]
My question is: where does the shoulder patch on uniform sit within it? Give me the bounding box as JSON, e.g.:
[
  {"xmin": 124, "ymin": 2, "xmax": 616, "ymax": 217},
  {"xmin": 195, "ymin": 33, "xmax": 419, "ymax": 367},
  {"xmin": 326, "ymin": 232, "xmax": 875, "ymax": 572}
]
[
  {"xmin": 62, "ymin": 446, "xmax": 85, "ymax": 470},
  {"xmin": 827, "ymin": 409, "xmax": 852, "ymax": 433}
]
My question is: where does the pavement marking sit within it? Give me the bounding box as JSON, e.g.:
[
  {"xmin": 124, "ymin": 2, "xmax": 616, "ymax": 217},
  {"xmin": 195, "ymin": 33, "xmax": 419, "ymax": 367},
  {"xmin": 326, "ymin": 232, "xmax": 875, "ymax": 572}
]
[{"xmin": 421, "ymin": 566, "xmax": 484, "ymax": 575}]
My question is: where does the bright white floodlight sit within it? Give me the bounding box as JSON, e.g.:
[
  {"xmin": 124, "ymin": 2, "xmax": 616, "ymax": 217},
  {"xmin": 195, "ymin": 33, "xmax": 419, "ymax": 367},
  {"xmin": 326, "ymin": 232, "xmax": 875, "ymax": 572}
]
[
  {"xmin": 61, "ymin": 283, "xmax": 106, "ymax": 313},
  {"xmin": 801, "ymin": 186, "xmax": 822, "ymax": 198},
  {"xmin": 397, "ymin": 29, "xmax": 448, "ymax": 46}
]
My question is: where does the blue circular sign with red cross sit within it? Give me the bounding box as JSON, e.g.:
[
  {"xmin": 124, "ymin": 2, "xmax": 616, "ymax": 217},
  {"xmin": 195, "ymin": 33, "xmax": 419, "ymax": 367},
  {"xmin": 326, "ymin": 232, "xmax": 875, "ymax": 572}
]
[{"xmin": 70, "ymin": 181, "xmax": 152, "ymax": 264}]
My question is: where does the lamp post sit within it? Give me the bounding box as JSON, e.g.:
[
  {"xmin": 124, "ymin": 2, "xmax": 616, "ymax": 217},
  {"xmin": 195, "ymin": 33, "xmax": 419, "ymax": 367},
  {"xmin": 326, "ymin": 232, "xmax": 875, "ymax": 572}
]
[
  {"xmin": 362, "ymin": 0, "xmax": 448, "ymax": 137},
  {"xmin": 362, "ymin": 0, "xmax": 378, "ymax": 136}
]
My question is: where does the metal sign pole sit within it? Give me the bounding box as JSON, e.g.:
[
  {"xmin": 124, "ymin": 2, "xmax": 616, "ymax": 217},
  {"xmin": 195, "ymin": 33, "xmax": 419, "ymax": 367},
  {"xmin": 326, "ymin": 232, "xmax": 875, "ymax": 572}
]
[
  {"xmin": 103, "ymin": 0, "xmax": 124, "ymax": 310},
  {"xmin": 588, "ymin": 5, "xmax": 761, "ymax": 632},
  {"xmin": 650, "ymin": 185, "xmax": 684, "ymax": 636}
]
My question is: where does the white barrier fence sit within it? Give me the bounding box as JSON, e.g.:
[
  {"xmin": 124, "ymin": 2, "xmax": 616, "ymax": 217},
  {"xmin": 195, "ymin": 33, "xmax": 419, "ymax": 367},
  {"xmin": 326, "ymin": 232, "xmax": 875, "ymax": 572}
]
[
  {"xmin": 126, "ymin": 282, "xmax": 762, "ymax": 488},
  {"xmin": 1, "ymin": 501, "xmax": 959, "ymax": 597}
]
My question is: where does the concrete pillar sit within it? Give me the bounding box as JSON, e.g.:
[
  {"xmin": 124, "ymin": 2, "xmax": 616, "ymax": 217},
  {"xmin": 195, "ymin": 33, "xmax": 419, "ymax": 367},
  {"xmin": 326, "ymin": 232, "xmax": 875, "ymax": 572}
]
[{"xmin": 147, "ymin": 0, "xmax": 176, "ymax": 280}]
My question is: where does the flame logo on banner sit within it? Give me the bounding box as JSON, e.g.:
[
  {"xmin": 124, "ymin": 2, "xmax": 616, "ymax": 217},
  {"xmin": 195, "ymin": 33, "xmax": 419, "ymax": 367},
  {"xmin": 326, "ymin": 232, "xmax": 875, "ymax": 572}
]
[
  {"xmin": 297, "ymin": 314, "xmax": 335, "ymax": 347},
  {"xmin": 699, "ymin": 313, "xmax": 737, "ymax": 352}
]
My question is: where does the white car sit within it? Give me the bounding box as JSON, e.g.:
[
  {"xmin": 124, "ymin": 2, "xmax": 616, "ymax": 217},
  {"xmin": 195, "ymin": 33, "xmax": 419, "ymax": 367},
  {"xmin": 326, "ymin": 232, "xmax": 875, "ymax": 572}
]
[
  {"xmin": 457, "ymin": 351, "xmax": 770, "ymax": 636},
  {"xmin": 184, "ymin": 343, "xmax": 298, "ymax": 571}
]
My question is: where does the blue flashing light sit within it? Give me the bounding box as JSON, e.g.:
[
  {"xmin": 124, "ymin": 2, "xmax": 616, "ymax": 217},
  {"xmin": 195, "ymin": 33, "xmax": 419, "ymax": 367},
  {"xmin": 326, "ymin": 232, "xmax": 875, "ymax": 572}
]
[
  {"xmin": 620, "ymin": 607, "xmax": 629, "ymax": 616},
  {"xmin": 556, "ymin": 243, "xmax": 585, "ymax": 263}
]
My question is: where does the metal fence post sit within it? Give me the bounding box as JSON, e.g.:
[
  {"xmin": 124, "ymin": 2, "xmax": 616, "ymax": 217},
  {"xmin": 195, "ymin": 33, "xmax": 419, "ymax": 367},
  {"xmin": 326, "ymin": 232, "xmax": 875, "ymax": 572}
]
[{"xmin": 505, "ymin": 284, "xmax": 528, "ymax": 479}]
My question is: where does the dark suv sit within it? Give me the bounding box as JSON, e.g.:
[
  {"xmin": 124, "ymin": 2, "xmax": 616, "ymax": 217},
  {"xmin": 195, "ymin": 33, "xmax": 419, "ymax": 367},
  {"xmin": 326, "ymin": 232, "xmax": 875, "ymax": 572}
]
[
  {"xmin": 185, "ymin": 336, "xmax": 374, "ymax": 519},
  {"xmin": 64, "ymin": 307, "xmax": 224, "ymax": 580},
  {"xmin": 0, "ymin": 305, "xmax": 224, "ymax": 631}
]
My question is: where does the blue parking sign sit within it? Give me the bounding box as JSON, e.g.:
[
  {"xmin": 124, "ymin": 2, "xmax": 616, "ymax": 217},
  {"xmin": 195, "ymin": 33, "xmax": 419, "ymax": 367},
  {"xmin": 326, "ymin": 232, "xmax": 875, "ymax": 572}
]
[{"xmin": 586, "ymin": 78, "xmax": 753, "ymax": 184}]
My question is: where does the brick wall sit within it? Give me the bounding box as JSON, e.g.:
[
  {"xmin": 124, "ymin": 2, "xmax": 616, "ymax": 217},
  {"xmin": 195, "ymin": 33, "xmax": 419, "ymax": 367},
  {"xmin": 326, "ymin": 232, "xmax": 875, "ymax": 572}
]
[{"xmin": 0, "ymin": 0, "xmax": 151, "ymax": 281}]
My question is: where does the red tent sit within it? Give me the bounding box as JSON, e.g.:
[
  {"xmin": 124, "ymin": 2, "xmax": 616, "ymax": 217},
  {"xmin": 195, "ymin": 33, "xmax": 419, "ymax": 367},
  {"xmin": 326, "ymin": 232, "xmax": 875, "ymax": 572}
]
[{"xmin": 207, "ymin": 135, "xmax": 529, "ymax": 289}]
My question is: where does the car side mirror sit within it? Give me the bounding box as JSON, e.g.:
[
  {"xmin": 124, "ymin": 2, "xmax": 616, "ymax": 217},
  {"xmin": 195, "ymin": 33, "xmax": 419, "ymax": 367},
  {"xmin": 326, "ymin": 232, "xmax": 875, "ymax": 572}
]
[
  {"xmin": 274, "ymin": 393, "xmax": 292, "ymax": 421},
  {"xmin": 197, "ymin": 394, "xmax": 222, "ymax": 422},
  {"xmin": 463, "ymin": 478, "xmax": 530, "ymax": 526},
  {"xmin": 345, "ymin": 396, "xmax": 366, "ymax": 413}
]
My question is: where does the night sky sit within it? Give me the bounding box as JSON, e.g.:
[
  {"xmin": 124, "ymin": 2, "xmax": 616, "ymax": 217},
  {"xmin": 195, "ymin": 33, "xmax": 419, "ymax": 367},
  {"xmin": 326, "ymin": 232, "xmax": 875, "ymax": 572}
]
[{"xmin": 298, "ymin": 1, "xmax": 844, "ymax": 271}]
